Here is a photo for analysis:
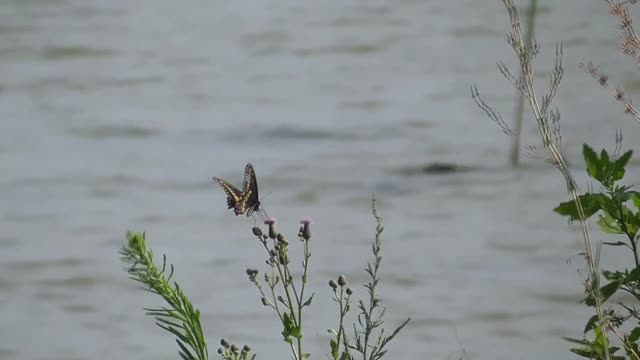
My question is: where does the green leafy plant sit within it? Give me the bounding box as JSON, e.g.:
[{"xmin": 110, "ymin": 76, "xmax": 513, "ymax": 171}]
[
  {"xmin": 471, "ymin": 1, "xmax": 640, "ymax": 360},
  {"xmin": 120, "ymin": 232, "xmax": 213, "ymax": 360},
  {"xmin": 554, "ymin": 144, "xmax": 640, "ymax": 360}
]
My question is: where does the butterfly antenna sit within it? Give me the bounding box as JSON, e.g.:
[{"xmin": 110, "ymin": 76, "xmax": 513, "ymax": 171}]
[{"xmin": 258, "ymin": 207, "xmax": 269, "ymax": 222}]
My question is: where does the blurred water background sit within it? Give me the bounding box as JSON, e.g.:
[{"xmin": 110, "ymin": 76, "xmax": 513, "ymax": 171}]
[{"xmin": 2, "ymin": 0, "xmax": 640, "ymax": 359}]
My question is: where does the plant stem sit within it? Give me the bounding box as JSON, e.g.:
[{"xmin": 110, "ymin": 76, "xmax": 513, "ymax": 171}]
[
  {"xmin": 511, "ymin": 0, "xmax": 538, "ymax": 167},
  {"xmin": 501, "ymin": 1, "xmax": 610, "ymax": 358}
]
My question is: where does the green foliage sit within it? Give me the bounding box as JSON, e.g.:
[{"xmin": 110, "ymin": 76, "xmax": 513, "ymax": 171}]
[
  {"xmin": 121, "ymin": 199, "xmax": 408, "ymax": 360},
  {"xmin": 120, "ymin": 232, "xmax": 210, "ymax": 360},
  {"xmin": 350, "ymin": 197, "xmax": 410, "ymax": 360},
  {"xmin": 554, "ymin": 145, "xmax": 640, "ymax": 360},
  {"xmin": 326, "ymin": 195, "xmax": 410, "ymax": 360}
]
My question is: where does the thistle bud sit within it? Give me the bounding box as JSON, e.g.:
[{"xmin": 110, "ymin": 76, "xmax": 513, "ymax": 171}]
[
  {"xmin": 346, "ymin": 287, "xmax": 353, "ymax": 296},
  {"xmin": 277, "ymin": 233, "xmax": 287, "ymax": 245},
  {"xmin": 246, "ymin": 268, "xmax": 258, "ymax": 280},
  {"xmin": 329, "ymin": 279, "xmax": 338, "ymax": 289},
  {"xmin": 337, "ymin": 274, "xmax": 347, "ymax": 287},
  {"xmin": 264, "ymin": 217, "xmax": 278, "ymax": 239},
  {"xmin": 220, "ymin": 339, "xmax": 230, "ymax": 348},
  {"xmin": 242, "ymin": 345, "xmax": 251, "ymax": 353},
  {"xmin": 299, "ymin": 217, "xmax": 313, "ymax": 240},
  {"xmin": 252, "ymin": 227, "xmax": 263, "ymax": 237}
]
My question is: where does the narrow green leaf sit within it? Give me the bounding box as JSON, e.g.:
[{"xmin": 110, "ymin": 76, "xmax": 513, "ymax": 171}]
[
  {"xmin": 569, "ymin": 348, "xmax": 595, "ymax": 358},
  {"xmin": 602, "ymin": 241, "xmax": 629, "ymax": 248},
  {"xmin": 583, "ymin": 314, "xmax": 600, "ymax": 333},
  {"xmin": 156, "ymin": 323, "xmax": 190, "ymax": 343},
  {"xmin": 564, "ymin": 336, "xmax": 591, "ymax": 346},
  {"xmin": 302, "ymin": 293, "xmax": 314, "ymax": 307},
  {"xmin": 331, "ymin": 339, "xmax": 338, "ymax": 358},
  {"xmin": 601, "ymin": 149, "xmax": 611, "ymax": 168},
  {"xmin": 176, "ymin": 339, "xmax": 195, "ymax": 360}
]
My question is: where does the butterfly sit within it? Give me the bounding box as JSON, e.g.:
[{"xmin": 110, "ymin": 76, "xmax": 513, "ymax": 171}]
[{"xmin": 213, "ymin": 163, "xmax": 263, "ymax": 217}]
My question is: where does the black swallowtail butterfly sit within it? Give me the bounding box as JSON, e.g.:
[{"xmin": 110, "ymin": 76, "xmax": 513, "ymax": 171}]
[{"xmin": 213, "ymin": 163, "xmax": 262, "ymax": 217}]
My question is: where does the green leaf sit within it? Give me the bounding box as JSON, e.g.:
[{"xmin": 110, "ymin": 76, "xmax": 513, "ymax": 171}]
[
  {"xmin": 564, "ymin": 336, "xmax": 590, "ymax": 346},
  {"xmin": 302, "ymin": 293, "xmax": 314, "ymax": 308},
  {"xmin": 176, "ymin": 340, "xmax": 195, "ymax": 360},
  {"xmin": 554, "ymin": 194, "xmax": 604, "ymax": 220},
  {"xmin": 625, "ymin": 266, "xmax": 640, "ymax": 283},
  {"xmin": 584, "ymin": 314, "xmax": 600, "ymax": 333},
  {"xmin": 569, "ymin": 348, "xmax": 595, "ymax": 358},
  {"xmin": 331, "ymin": 339, "xmax": 339, "ymax": 359},
  {"xmin": 602, "ymin": 241, "xmax": 628, "ymax": 247},
  {"xmin": 629, "ymin": 327, "xmax": 640, "ymax": 343},
  {"xmin": 632, "ymin": 192, "xmax": 640, "ymax": 210},
  {"xmin": 601, "ymin": 149, "xmax": 611, "ymax": 167},
  {"xmin": 597, "ymin": 213, "xmax": 624, "ymax": 234},
  {"xmin": 597, "ymin": 196, "xmax": 619, "ymax": 216},
  {"xmin": 584, "ymin": 144, "xmax": 602, "ymax": 181},
  {"xmin": 612, "ymin": 150, "xmax": 633, "ymax": 181},
  {"xmin": 599, "ymin": 280, "xmax": 621, "ymax": 302},
  {"xmin": 291, "ymin": 324, "xmax": 303, "ymax": 339}
]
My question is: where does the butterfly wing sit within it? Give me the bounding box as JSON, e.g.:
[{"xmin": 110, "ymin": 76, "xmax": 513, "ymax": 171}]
[
  {"xmin": 212, "ymin": 177, "xmax": 244, "ymax": 215},
  {"xmin": 240, "ymin": 163, "xmax": 260, "ymax": 217}
]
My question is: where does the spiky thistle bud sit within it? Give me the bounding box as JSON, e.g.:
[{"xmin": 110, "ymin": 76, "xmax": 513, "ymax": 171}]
[
  {"xmin": 299, "ymin": 217, "xmax": 313, "ymax": 240},
  {"xmin": 252, "ymin": 227, "xmax": 263, "ymax": 237},
  {"xmin": 329, "ymin": 279, "xmax": 338, "ymax": 289},
  {"xmin": 264, "ymin": 217, "xmax": 278, "ymax": 239}
]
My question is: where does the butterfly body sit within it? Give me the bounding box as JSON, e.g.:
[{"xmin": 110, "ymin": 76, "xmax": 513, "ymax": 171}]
[{"xmin": 213, "ymin": 163, "xmax": 261, "ymax": 217}]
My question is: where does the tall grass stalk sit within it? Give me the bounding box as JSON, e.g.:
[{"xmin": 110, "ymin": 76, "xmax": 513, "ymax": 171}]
[
  {"xmin": 472, "ymin": 1, "xmax": 609, "ymax": 358},
  {"xmin": 510, "ymin": 0, "xmax": 538, "ymax": 167}
]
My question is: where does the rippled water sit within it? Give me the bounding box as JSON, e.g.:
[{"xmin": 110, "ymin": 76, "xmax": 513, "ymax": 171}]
[{"xmin": 2, "ymin": 0, "xmax": 640, "ymax": 359}]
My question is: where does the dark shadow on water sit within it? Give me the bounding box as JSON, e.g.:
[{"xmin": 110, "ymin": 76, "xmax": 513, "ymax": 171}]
[{"xmin": 398, "ymin": 162, "xmax": 475, "ymax": 176}]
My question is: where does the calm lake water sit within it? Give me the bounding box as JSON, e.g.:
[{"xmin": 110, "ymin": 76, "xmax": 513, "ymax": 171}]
[{"xmin": 2, "ymin": 0, "xmax": 640, "ymax": 359}]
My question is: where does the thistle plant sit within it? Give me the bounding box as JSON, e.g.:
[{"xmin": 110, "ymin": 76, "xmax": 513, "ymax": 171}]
[
  {"xmin": 121, "ymin": 192, "xmax": 409, "ymax": 360},
  {"xmin": 328, "ymin": 274, "xmax": 353, "ymax": 360},
  {"xmin": 245, "ymin": 217, "xmax": 313, "ymax": 360},
  {"xmin": 245, "ymin": 199, "xmax": 409, "ymax": 360}
]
